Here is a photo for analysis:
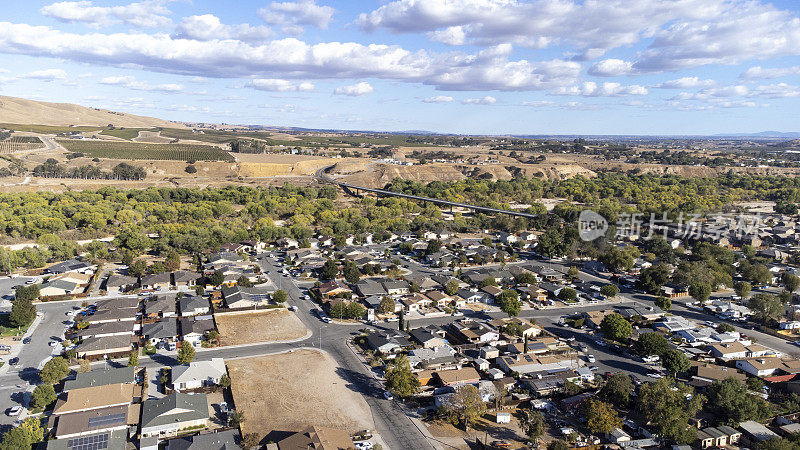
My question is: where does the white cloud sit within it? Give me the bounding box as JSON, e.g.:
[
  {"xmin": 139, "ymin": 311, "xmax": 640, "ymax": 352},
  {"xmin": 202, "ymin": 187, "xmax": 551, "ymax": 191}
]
[
  {"xmin": 672, "ymin": 85, "xmax": 749, "ymax": 100},
  {"xmin": 334, "ymin": 82, "xmax": 373, "ymax": 96},
  {"xmin": 587, "ymin": 59, "xmax": 634, "ymax": 77},
  {"xmin": 462, "ymin": 96, "xmax": 496, "ymax": 104},
  {"xmin": 40, "ymin": 0, "xmax": 172, "ymax": 28},
  {"xmin": 740, "ymin": 66, "xmax": 800, "ymax": 79},
  {"xmin": 521, "ymin": 100, "xmax": 554, "ymax": 107},
  {"xmin": 20, "ymin": 69, "xmax": 67, "ymax": 80},
  {"xmin": 555, "ymin": 82, "xmax": 648, "ymax": 97},
  {"xmin": 750, "ymin": 83, "xmax": 800, "ymax": 98},
  {"xmin": 653, "ymin": 76, "xmax": 715, "ymax": 89},
  {"xmin": 246, "ymin": 78, "xmax": 315, "ymax": 92},
  {"xmin": 0, "ymin": 23, "xmax": 581, "ymax": 92},
  {"xmin": 100, "ymin": 75, "xmax": 183, "ymax": 92},
  {"xmin": 428, "ymin": 26, "xmax": 466, "ymax": 45},
  {"xmin": 175, "ymin": 15, "xmax": 273, "ymax": 43},
  {"xmin": 357, "ymin": 0, "xmax": 730, "ymax": 54},
  {"xmin": 423, "ymin": 95, "xmax": 454, "ymax": 103},
  {"xmin": 259, "ymin": 0, "xmax": 334, "ymax": 32}
]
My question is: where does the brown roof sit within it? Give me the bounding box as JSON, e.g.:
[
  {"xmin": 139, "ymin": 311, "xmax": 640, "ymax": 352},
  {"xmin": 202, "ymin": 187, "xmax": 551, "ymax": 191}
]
[
  {"xmin": 53, "ymin": 405, "xmax": 131, "ymax": 438},
  {"xmin": 693, "ymin": 363, "xmax": 746, "ymax": 382},
  {"xmin": 277, "ymin": 425, "xmax": 355, "ymax": 450},
  {"xmin": 435, "ymin": 367, "xmax": 481, "ymax": 385},
  {"xmin": 53, "ymin": 383, "xmax": 134, "ymax": 415}
]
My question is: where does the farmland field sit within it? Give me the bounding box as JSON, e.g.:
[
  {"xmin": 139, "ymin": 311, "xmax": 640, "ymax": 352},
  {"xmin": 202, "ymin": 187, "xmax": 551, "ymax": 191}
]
[
  {"xmin": 58, "ymin": 140, "xmax": 235, "ymax": 161},
  {"xmin": 99, "ymin": 128, "xmax": 155, "ymax": 140},
  {"xmin": 0, "ymin": 136, "xmax": 44, "ymax": 153}
]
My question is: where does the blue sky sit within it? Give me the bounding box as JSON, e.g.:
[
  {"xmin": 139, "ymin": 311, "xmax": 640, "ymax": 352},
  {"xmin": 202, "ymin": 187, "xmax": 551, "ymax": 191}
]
[{"xmin": 0, "ymin": 0, "xmax": 799, "ymax": 135}]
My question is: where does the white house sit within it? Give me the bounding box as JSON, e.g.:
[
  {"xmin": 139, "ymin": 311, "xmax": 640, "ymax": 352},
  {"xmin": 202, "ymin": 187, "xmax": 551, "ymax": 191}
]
[{"xmin": 171, "ymin": 358, "xmax": 227, "ymax": 391}]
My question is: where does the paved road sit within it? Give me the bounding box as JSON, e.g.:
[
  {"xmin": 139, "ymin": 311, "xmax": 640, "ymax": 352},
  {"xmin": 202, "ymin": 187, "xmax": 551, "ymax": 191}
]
[{"xmin": 0, "ymin": 301, "xmax": 74, "ymax": 431}]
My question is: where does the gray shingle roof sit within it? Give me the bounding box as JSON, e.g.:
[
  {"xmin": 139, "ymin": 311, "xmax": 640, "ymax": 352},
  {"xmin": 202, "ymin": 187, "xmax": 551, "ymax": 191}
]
[
  {"xmin": 141, "ymin": 393, "xmax": 209, "ymax": 429},
  {"xmin": 64, "ymin": 366, "xmax": 136, "ymax": 391}
]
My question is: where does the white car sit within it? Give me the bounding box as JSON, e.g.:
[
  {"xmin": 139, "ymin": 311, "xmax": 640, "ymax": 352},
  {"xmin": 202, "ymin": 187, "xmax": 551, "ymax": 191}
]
[
  {"xmin": 49, "ymin": 341, "xmax": 59, "ymax": 347},
  {"xmin": 587, "ymin": 354, "xmax": 596, "ymax": 363},
  {"xmin": 6, "ymin": 406, "xmax": 22, "ymax": 417},
  {"xmin": 355, "ymin": 442, "xmax": 373, "ymax": 450},
  {"xmin": 288, "ymin": 305, "xmax": 297, "ymax": 311}
]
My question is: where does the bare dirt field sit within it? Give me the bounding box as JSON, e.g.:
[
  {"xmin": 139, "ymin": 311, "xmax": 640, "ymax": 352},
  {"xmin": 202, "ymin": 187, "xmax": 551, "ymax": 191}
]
[
  {"xmin": 215, "ymin": 309, "xmax": 309, "ymax": 346},
  {"xmin": 227, "ymin": 349, "xmax": 374, "ymax": 441}
]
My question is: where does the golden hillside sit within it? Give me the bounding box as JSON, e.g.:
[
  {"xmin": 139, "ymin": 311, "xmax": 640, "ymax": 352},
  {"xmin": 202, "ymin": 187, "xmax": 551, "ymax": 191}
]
[{"xmin": 0, "ymin": 95, "xmax": 186, "ymax": 129}]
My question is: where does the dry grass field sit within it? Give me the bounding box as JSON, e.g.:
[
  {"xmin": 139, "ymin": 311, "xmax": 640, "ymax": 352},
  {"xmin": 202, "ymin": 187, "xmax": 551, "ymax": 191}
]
[
  {"xmin": 215, "ymin": 309, "xmax": 309, "ymax": 346},
  {"xmin": 227, "ymin": 349, "xmax": 374, "ymax": 441}
]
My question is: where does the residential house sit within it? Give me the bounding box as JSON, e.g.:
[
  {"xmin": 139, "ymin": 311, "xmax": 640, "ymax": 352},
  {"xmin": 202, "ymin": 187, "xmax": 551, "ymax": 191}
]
[
  {"xmin": 142, "ymin": 319, "xmax": 179, "ymax": 346},
  {"xmin": 435, "ymin": 367, "xmax": 481, "ymax": 387},
  {"xmin": 276, "ymin": 426, "xmax": 355, "ymax": 450},
  {"xmin": 496, "ymin": 354, "xmax": 580, "ymax": 375},
  {"xmin": 688, "ymin": 363, "xmax": 746, "ymax": 388},
  {"xmin": 51, "ymin": 405, "xmax": 134, "ymax": 440},
  {"xmin": 408, "ymin": 346, "xmax": 460, "ymax": 372},
  {"xmin": 400, "ymin": 293, "xmax": 432, "ymax": 312},
  {"xmin": 140, "ymin": 393, "xmax": 210, "ymax": 438},
  {"xmin": 144, "ymin": 295, "xmax": 177, "ymax": 320},
  {"xmin": 40, "ymin": 280, "xmax": 81, "ymax": 297},
  {"xmin": 735, "ymin": 358, "xmax": 800, "ymax": 377},
  {"xmin": 179, "ymin": 295, "xmax": 210, "ymax": 316},
  {"xmin": 173, "ymin": 271, "xmax": 201, "ymax": 287},
  {"xmin": 53, "ymin": 383, "xmax": 135, "ymax": 415},
  {"xmin": 354, "ymin": 279, "xmax": 387, "ymax": 297},
  {"xmin": 365, "ymin": 331, "xmax": 413, "ymax": 354},
  {"xmin": 382, "ymin": 279, "xmax": 410, "ymax": 296},
  {"xmin": 426, "ymin": 291, "xmax": 452, "ymax": 308},
  {"xmin": 410, "ymin": 326, "xmax": 448, "ymax": 348},
  {"xmin": 75, "ymin": 335, "xmax": 133, "ymax": 359},
  {"xmin": 45, "ymin": 258, "xmax": 94, "ymax": 275},
  {"xmin": 448, "ymin": 320, "xmax": 499, "ymax": 345},
  {"xmin": 167, "ymin": 429, "xmax": 241, "ymax": 450},
  {"xmin": 141, "ymin": 273, "xmax": 172, "ymax": 291},
  {"xmin": 739, "ymin": 421, "xmax": 779, "ymax": 446},
  {"xmin": 221, "ymin": 286, "xmax": 271, "ymax": 309},
  {"xmin": 708, "ymin": 342, "xmax": 775, "ymax": 361},
  {"xmin": 171, "ymin": 358, "xmax": 227, "ymax": 391},
  {"xmin": 317, "ymin": 280, "xmax": 352, "ymax": 298},
  {"xmin": 50, "ymin": 272, "xmax": 92, "ymax": 286},
  {"xmin": 180, "ymin": 317, "xmax": 216, "ymax": 348},
  {"xmin": 105, "ymin": 274, "xmax": 138, "ymax": 294},
  {"xmin": 64, "ymin": 366, "xmax": 136, "ymax": 391},
  {"xmin": 75, "ymin": 321, "xmax": 135, "ymax": 340}
]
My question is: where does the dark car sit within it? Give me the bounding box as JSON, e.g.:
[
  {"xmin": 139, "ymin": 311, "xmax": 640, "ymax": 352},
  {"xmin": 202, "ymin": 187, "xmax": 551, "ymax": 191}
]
[
  {"xmin": 9, "ymin": 357, "xmax": 19, "ymax": 366},
  {"xmin": 22, "ymin": 337, "xmax": 30, "ymax": 344}
]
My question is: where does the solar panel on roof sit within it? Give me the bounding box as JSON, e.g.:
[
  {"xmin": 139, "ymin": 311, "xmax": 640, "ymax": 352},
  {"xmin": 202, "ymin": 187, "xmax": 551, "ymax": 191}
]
[
  {"xmin": 87, "ymin": 413, "xmax": 126, "ymax": 428},
  {"xmin": 67, "ymin": 433, "xmax": 109, "ymax": 450}
]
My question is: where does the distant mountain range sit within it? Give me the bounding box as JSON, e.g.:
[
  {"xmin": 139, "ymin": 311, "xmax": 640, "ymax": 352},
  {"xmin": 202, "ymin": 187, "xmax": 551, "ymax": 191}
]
[{"xmin": 712, "ymin": 131, "xmax": 800, "ymax": 138}]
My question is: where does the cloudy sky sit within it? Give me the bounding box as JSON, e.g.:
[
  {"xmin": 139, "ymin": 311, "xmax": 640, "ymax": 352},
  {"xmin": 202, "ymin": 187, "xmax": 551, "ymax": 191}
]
[{"xmin": 1, "ymin": 0, "xmax": 799, "ymax": 135}]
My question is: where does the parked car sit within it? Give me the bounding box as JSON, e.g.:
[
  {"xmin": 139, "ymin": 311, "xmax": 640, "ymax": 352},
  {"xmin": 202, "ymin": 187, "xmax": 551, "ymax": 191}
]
[
  {"xmin": 383, "ymin": 391, "xmax": 394, "ymax": 400},
  {"xmin": 587, "ymin": 354, "xmax": 596, "ymax": 363},
  {"xmin": 22, "ymin": 337, "xmax": 31, "ymax": 344},
  {"xmin": 219, "ymin": 402, "xmax": 230, "ymax": 414},
  {"xmin": 288, "ymin": 305, "xmax": 297, "ymax": 311},
  {"xmin": 5, "ymin": 406, "xmax": 22, "ymax": 417},
  {"xmin": 9, "ymin": 357, "xmax": 19, "ymax": 366}
]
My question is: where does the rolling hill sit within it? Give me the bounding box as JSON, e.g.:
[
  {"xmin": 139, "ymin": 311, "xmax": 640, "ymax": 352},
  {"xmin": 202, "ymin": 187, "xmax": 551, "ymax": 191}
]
[{"xmin": 0, "ymin": 95, "xmax": 186, "ymax": 129}]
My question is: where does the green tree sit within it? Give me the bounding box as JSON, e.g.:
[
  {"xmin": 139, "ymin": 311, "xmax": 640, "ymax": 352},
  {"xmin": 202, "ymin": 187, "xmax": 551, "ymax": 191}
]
[
  {"xmin": 637, "ymin": 377, "xmax": 704, "ymax": 444},
  {"xmin": 707, "ymin": 377, "xmax": 772, "ymax": 426},
  {"xmin": 638, "ymin": 332, "xmax": 670, "ymax": 357},
  {"xmin": 14, "ymin": 284, "xmax": 40, "ymax": 302},
  {"xmin": 164, "ymin": 251, "xmax": 181, "ymax": 272},
  {"xmin": 601, "ymin": 373, "xmax": 634, "ymax": 408},
  {"xmin": 717, "ymin": 323, "xmax": 736, "ymax": 333},
  {"xmin": 689, "ymin": 282, "xmax": 712, "ymax": 304},
  {"xmin": 0, "ymin": 417, "xmax": 44, "ymax": 450},
  {"xmin": 128, "ymin": 350, "xmax": 139, "ymax": 367},
  {"xmin": 497, "ymin": 289, "xmax": 522, "ymax": 317},
  {"xmin": 209, "ymin": 269, "xmax": 225, "ymax": 286},
  {"xmin": 330, "ymin": 301, "xmax": 347, "ymax": 320},
  {"xmin": 194, "ymin": 284, "xmax": 205, "ymax": 295},
  {"xmin": 378, "ymin": 296, "xmax": 395, "ymax": 314},
  {"xmin": 537, "ymin": 228, "xmax": 564, "ymax": 258},
  {"xmin": 479, "ymin": 277, "xmax": 498, "ymax": 288},
  {"xmin": 229, "ymin": 411, "xmax": 245, "ymax": 428},
  {"xmin": 320, "ymin": 259, "xmax": 338, "ymax": 280},
  {"xmin": 749, "ymin": 293, "xmax": 784, "ymax": 324},
  {"xmin": 782, "ymin": 272, "xmax": 800, "ymax": 293},
  {"xmin": 662, "ymin": 349, "xmax": 690, "ymax": 375},
  {"xmin": 39, "ymin": 357, "xmax": 69, "ymax": 384},
  {"xmin": 760, "ymin": 438, "xmax": 795, "ymax": 450},
  {"xmin": 547, "ymin": 440, "xmax": 569, "ymax": 450},
  {"xmin": 584, "ymin": 399, "xmax": 622, "ymax": 435},
  {"xmin": 177, "ymin": 341, "xmax": 195, "ymax": 364},
  {"xmin": 346, "ymin": 302, "xmax": 367, "ymax": 319},
  {"xmin": 637, "ymin": 264, "xmax": 670, "ymax": 294},
  {"xmin": 735, "ymin": 281, "xmax": 752, "ymax": 299},
  {"xmin": 601, "ymin": 313, "xmax": 632, "ymax": 341},
  {"xmin": 384, "ymin": 355, "xmax": 419, "ymax": 398},
  {"xmin": 236, "ymin": 275, "xmax": 253, "ymax": 287},
  {"xmin": 218, "ymin": 373, "xmax": 231, "ymax": 389},
  {"xmin": 30, "ymin": 384, "xmax": 56, "ymax": 410},
  {"xmin": 424, "ymin": 239, "xmax": 442, "ymax": 255},
  {"xmin": 128, "ymin": 259, "xmax": 147, "ymax": 277},
  {"xmin": 557, "ymin": 287, "xmax": 578, "ymax": 302},
  {"xmin": 445, "ymin": 280, "xmax": 459, "ymax": 296},
  {"xmin": 444, "ymin": 385, "xmax": 486, "ymax": 430},
  {"xmin": 655, "ymin": 296, "xmax": 672, "ymax": 311},
  {"xmin": 343, "ymin": 265, "xmax": 361, "ymax": 283},
  {"xmin": 272, "ymin": 289, "xmax": 288, "ymax": 303},
  {"xmin": 9, "ymin": 298, "xmax": 36, "ymax": 328},
  {"xmin": 520, "ymin": 410, "xmax": 546, "ymax": 443},
  {"xmin": 600, "ymin": 284, "xmax": 619, "ymax": 298},
  {"xmin": 566, "ymin": 266, "xmax": 579, "ymax": 280}
]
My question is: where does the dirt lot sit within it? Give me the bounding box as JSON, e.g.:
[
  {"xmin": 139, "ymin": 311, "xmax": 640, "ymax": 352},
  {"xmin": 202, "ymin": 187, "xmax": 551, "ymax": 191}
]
[
  {"xmin": 215, "ymin": 309, "xmax": 309, "ymax": 346},
  {"xmin": 227, "ymin": 349, "xmax": 374, "ymax": 441},
  {"xmin": 425, "ymin": 413, "xmax": 530, "ymax": 450}
]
